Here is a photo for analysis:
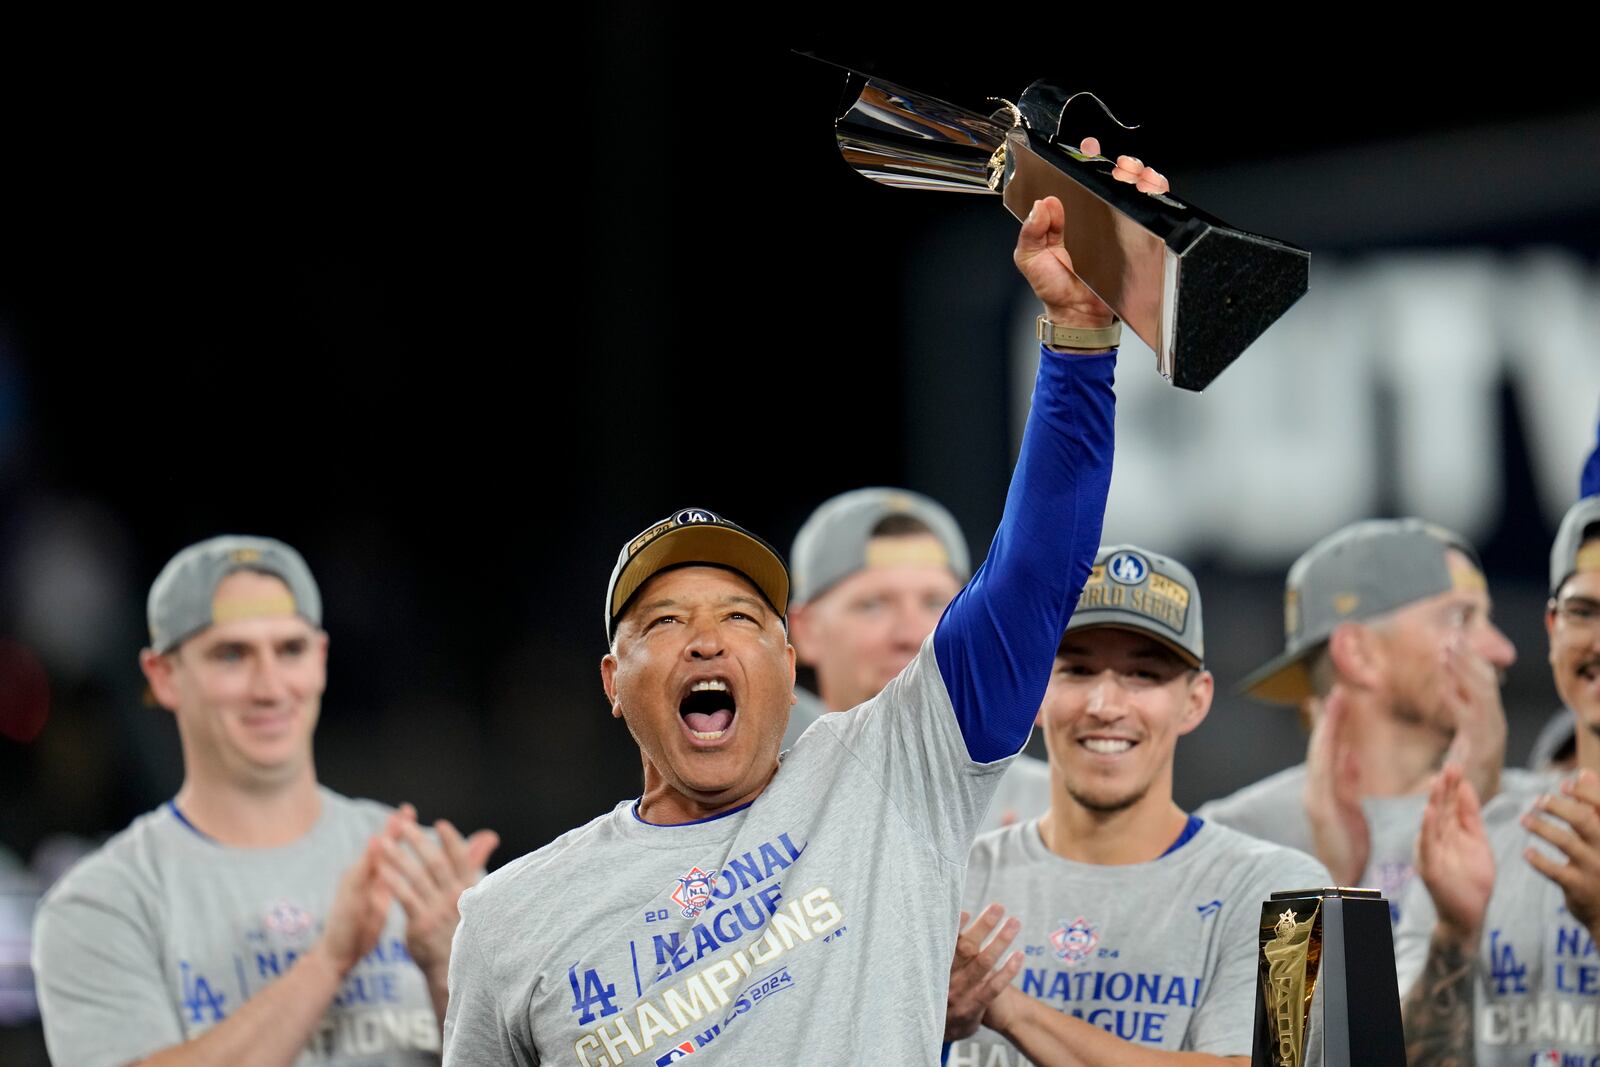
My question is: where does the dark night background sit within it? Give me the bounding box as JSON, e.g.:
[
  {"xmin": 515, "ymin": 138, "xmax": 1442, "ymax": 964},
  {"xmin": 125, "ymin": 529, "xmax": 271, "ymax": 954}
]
[{"xmin": 2, "ymin": 11, "xmax": 1599, "ymax": 1059}]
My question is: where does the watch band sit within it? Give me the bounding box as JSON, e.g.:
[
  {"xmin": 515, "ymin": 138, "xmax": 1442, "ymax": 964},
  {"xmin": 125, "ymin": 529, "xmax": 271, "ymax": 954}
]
[{"xmin": 1036, "ymin": 315, "xmax": 1122, "ymax": 350}]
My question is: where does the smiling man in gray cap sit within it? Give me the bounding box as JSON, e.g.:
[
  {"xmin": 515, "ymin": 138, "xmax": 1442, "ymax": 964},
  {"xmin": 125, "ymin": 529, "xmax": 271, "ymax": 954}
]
[
  {"xmin": 783, "ymin": 487, "xmax": 1053, "ymax": 831},
  {"xmin": 944, "ymin": 544, "xmax": 1329, "ymax": 1067},
  {"xmin": 1196, "ymin": 518, "xmax": 1527, "ymax": 925},
  {"xmin": 32, "ymin": 535, "xmax": 496, "ymax": 1067}
]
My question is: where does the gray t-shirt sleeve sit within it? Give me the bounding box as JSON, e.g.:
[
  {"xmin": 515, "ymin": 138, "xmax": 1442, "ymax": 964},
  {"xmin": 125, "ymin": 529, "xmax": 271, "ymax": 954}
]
[
  {"xmin": 33, "ymin": 879, "xmax": 183, "ymax": 1067},
  {"xmin": 824, "ymin": 637, "xmax": 1010, "ymax": 863},
  {"xmin": 1187, "ymin": 849, "xmax": 1332, "ymax": 1056},
  {"xmin": 442, "ymin": 889, "xmax": 533, "ymax": 1066}
]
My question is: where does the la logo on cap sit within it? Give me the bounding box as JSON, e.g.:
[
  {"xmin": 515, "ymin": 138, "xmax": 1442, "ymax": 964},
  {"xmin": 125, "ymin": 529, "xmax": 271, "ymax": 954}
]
[
  {"xmin": 1107, "ymin": 551, "xmax": 1148, "ymax": 585},
  {"xmin": 676, "ymin": 509, "xmax": 716, "ymax": 526}
]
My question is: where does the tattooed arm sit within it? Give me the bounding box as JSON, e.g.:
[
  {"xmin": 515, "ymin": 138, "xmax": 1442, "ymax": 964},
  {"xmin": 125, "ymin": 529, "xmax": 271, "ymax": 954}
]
[
  {"xmin": 1401, "ymin": 929, "xmax": 1477, "ymax": 1067},
  {"xmin": 1402, "ymin": 764, "xmax": 1494, "ymax": 1067}
]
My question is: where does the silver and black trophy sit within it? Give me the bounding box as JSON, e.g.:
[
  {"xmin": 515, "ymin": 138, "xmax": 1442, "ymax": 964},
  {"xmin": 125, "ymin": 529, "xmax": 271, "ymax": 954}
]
[
  {"xmin": 825, "ymin": 67, "xmax": 1309, "ymax": 391},
  {"xmin": 1252, "ymin": 888, "xmax": 1405, "ymax": 1067}
]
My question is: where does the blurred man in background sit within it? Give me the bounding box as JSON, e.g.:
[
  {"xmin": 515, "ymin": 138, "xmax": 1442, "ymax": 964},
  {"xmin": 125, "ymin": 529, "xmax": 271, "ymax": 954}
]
[
  {"xmin": 784, "ymin": 487, "xmax": 1051, "ymax": 830},
  {"xmin": 1197, "ymin": 519, "xmax": 1528, "ymax": 924},
  {"xmin": 32, "ymin": 535, "xmax": 496, "ymax": 1067},
  {"xmin": 1397, "ymin": 494, "xmax": 1600, "ymax": 1066}
]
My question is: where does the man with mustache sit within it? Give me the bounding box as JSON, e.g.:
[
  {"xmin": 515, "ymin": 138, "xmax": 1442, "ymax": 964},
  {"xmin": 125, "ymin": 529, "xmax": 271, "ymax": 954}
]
[
  {"xmin": 1397, "ymin": 495, "xmax": 1600, "ymax": 1066},
  {"xmin": 440, "ymin": 152, "xmax": 1173, "ymax": 1066}
]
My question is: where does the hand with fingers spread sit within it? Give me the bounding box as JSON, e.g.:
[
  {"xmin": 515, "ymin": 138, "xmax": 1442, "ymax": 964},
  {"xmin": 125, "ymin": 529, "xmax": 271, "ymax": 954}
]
[
  {"xmin": 1303, "ymin": 688, "xmax": 1370, "ymax": 885},
  {"xmin": 1522, "ymin": 768, "xmax": 1600, "ymax": 943},
  {"xmin": 1438, "ymin": 639, "xmax": 1506, "ymax": 805},
  {"xmin": 1416, "ymin": 762, "xmax": 1496, "ymax": 946},
  {"xmin": 374, "ymin": 803, "xmax": 500, "ymax": 1020},
  {"xmin": 946, "ymin": 904, "xmax": 1024, "ymax": 1042},
  {"xmin": 1016, "ymin": 138, "xmax": 1169, "ymax": 332}
]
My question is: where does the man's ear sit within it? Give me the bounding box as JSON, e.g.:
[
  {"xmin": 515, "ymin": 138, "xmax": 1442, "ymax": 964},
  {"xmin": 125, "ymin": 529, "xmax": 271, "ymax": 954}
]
[
  {"xmin": 1326, "ymin": 623, "xmax": 1381, "ymax": 690},
  {"xmin": 140, "ymin": 648, "xmax": 181, "ymax": 713},
  {"xmin": 600, "ymin": 652, "xmax": 622, "ymax": 719},
  {"xmin": 788, "ymin": 602, "xmax": 819, "ymax": 667},
  {"xmin": 1176, "ymin": 669, "xmax": 1215, "ymax": 736}
]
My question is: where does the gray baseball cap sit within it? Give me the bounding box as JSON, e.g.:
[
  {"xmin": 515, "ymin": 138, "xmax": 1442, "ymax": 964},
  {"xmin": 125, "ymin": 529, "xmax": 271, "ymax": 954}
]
[
  {"xmin": 1240, "ymin": 518, "xmax": 1481, "ymax": 705},
  {"xmin": 790, "ymin": 487, "xmax": 971, "ymax": 605},
  {"xmin": 148, "ymin": 535, "xmax": 323, "ymax": 653},
  {"xmin": 1064, "ymin": 544, "xmax": 1204, "ymax": 667},
  {"xmin": 606, "ymin": 507, "xmax": 789, "ymax": 639},
  {"xmin": 1550, "ymin": 495, "xmax": 1600, "ymax": 596}
]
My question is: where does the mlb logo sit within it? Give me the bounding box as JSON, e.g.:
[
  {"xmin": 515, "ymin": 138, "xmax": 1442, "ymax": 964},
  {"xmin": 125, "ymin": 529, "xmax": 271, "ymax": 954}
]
[
  {"xmin": 1050, "ymin": 917, "xmax": 1099, "ymax": 966},
  {"xmin": 670, "ymin": 867, "xmax": 717, "ymax": 919},
  {"xmin": 1534, "ymin": 1053, "xmax": 1560, "ymax": 1066},
  {"xmin": 655, "ymin": 1041, "xmax": 696, "ymax": 1064}
]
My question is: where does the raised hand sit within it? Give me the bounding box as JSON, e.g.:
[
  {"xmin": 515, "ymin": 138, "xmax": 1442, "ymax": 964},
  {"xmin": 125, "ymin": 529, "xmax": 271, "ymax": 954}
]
[
  {"xmin": 1438, "ymin": 638, "xmax": 1507, "ymax": 805},
  {"xmin": 375, "ymin": 804, "xmax": 500, "ymax": 978},
  {"xmin": 1522, "ymin": 768, "xmax": 1600, "ymax": 944},
  {"xmin": 1416, "ymin": 762, "xmax": 1496, "ymax": 945},
  {"xmin": 946, "ymin": 904, "xmax": 1023, "ymax": 1042},
  {"xmin": 1303, "ymin": 688, "xmax": 1370, "ymax": 885},
  {"xmin": 1015, "ymin": 138, "xmax": 1170, "ymax": 330}
]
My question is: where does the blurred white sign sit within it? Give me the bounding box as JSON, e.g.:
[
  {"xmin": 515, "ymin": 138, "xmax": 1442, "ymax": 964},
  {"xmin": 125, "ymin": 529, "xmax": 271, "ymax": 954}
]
[{"xmin": 1012, "ymin": 251, "xmax": 1600, "ymax": 564}]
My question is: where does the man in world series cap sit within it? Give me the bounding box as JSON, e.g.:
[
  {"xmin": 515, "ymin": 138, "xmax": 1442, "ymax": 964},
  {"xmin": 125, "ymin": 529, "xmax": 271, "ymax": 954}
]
[
  {"xmin": 1196, "ymin": 518, "xmax": 1531, "ymax": 926},
  {"xmin": 943, "ymin": 545, "xmax": 1329, "ymax": 1067},
  {"xmin": 1396, "ymin": 494, "xmax": 1600, "ymax": 1066},
  {"xmin": 782, "ymin": 487, "xmax": 1052, "ymax": 832},
  {"xmin": 32, "ymin": 535, "xmax": 497, "ymax": 1067},
  {"xmin": 439, "ymin": 164, "xmax": 1173, "ymax": 1065}
]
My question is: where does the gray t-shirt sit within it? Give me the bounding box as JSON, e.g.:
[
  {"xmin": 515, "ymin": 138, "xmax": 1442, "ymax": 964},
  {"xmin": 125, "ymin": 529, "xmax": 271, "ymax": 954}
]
[
  {"xmin": 1197, "ymin": 764, "xmax": 1543, "ymax": 927},
  {"xmin": 784, "ymin": 686, "xmax": 1051, "ymax": 836},
  {"xmin": 442, "ymin": 639, "xmax": 1009, "ymax": 1065},
  {"xmin": 949, "ymin": 818, "xmax": 1331, "ymax": 1065},
  {"xmin": 32, "ymin": 788, "xmax": 439, "ymax": 1067},
  {"xmin": 1393, "ymin": 773, "xmax": 1589, "ymax": 1066}
]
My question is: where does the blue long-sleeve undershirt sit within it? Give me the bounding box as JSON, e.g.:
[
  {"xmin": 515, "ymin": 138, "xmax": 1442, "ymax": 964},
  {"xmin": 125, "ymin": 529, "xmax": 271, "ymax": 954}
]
[
  {"xmin": 933, "ymin": 346, "xmax": 1116, "ymax": 764},
  {"xmin": 1582, "ymin": 403, "xmax": 1599, "ymax": 498}
]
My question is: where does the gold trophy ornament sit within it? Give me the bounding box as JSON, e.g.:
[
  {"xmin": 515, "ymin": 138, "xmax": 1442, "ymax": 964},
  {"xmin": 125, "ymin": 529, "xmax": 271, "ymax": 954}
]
[{"xmin": 1252, "ymin": 888, "xmax": 1405, "ymax": 1067}]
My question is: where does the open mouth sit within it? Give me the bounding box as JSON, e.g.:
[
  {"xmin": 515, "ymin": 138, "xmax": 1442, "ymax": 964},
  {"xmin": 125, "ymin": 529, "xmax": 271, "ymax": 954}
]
[
  {"xmin": 679, "ymin": 679, "xmax": 737, "ymax": 742},
  {"xmin": 1078, "ymin": 737, "xmax": 1136, "ymax": 756}
]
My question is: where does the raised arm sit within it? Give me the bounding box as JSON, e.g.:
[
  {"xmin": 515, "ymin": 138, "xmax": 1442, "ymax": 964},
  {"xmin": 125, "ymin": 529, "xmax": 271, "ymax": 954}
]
[
  {"xmin": 933, "ymin": 190, "xmax": 1125, "ymax": 763},
  {"xmin": 1582, "ymin": 397, "xmax": 1599, "ymax": 497}
]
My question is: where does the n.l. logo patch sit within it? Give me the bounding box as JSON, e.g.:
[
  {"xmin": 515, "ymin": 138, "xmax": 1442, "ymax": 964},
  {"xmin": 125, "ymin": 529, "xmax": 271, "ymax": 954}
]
[
  {"xmin": 670, "ymin": 867, "xmax": 717, "ymax": 919},
  {"xmin": 1050, "ymin": 917, "xmax": 1098, "ymax": 965}
]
